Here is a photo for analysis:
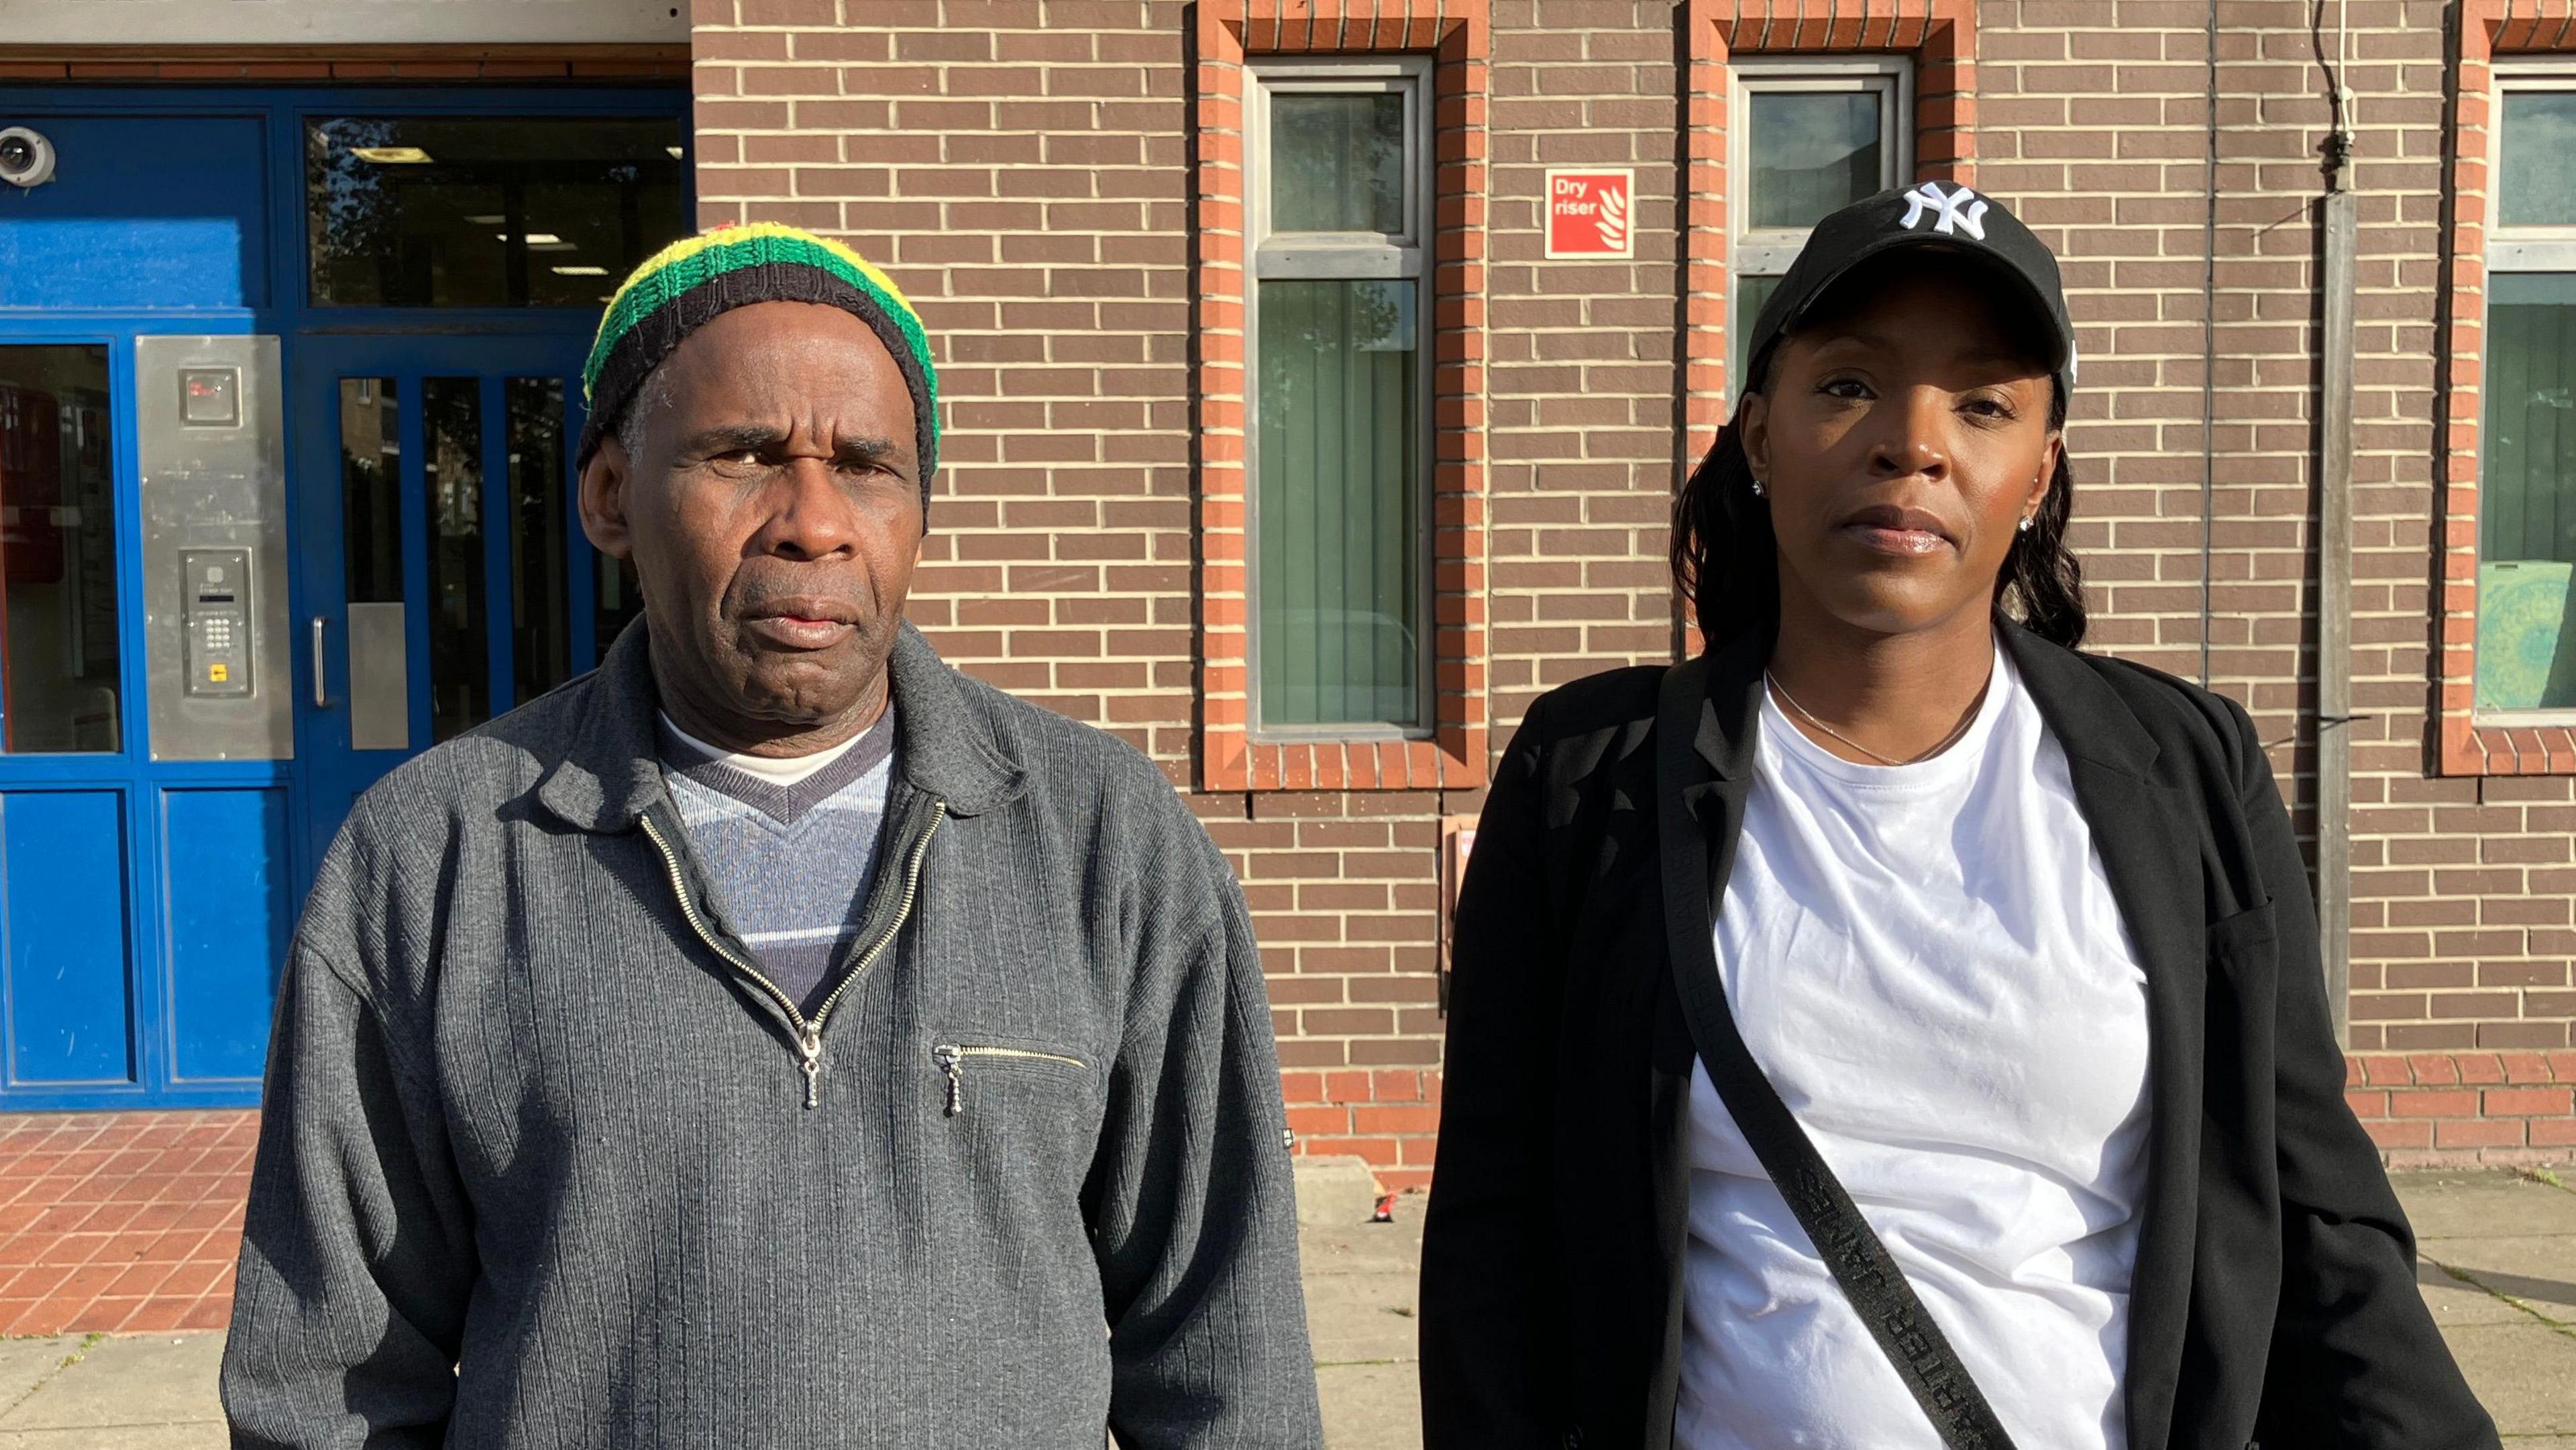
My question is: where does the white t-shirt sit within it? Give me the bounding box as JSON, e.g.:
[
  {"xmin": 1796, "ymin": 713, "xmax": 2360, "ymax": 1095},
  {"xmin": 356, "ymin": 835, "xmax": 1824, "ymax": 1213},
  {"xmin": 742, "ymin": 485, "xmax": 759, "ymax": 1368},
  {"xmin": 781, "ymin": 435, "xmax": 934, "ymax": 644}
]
[{"xmin": 1674, "ymin": 647, "xmax": 2153, "ymax": 1450}]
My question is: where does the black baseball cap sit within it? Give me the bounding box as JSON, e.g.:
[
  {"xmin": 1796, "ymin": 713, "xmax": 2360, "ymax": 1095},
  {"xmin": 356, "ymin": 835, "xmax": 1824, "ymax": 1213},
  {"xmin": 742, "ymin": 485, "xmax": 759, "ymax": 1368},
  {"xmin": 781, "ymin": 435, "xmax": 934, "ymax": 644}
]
[{"xmin": 1741, "ymin": 181, "xmax": 2076, "ymax": 403}]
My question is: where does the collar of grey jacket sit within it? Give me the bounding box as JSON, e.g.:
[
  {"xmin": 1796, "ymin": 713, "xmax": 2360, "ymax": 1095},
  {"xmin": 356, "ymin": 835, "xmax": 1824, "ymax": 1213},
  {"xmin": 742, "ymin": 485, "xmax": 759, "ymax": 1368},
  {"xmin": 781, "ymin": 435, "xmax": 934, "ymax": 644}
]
[{"xmin": 533, "ymin": 618, "xmax": 1028, "ymax": 833}]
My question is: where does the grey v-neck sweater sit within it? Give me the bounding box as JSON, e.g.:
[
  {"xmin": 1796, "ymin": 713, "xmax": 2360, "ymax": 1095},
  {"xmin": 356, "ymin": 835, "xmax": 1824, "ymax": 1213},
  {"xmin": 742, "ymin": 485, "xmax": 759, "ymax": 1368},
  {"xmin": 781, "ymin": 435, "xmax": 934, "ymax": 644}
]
[
  {"xmin": 221, "ymin": 623, "xmax": 1322, "ymax": 1448},
  {"xmin": 659, "ymin": 709, "xmax": 898, "ymax": 1014}
]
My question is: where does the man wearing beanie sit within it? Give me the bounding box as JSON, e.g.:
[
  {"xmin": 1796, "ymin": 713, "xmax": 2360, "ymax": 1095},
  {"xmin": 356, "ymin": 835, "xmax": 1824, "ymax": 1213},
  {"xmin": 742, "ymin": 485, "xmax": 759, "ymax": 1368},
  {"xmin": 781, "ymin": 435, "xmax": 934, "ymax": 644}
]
[{"xmin": 222, "ymin": 224, "xmax": 1325, "ymax": 1449}]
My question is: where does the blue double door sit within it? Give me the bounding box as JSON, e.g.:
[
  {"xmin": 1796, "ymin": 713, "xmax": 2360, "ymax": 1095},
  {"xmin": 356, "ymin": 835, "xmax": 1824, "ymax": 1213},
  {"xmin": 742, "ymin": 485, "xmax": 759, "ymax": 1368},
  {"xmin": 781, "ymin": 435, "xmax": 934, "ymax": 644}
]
[
  {"xmin": 0, "ymin": 321, "xmax": 637, "ymax": 1111},
  {"xmin": 0, "ymin": 329, "xmax": 620, "ymax": 1110},
  {"xmin": 294, "ymin": 333, "xmax": 630, "ymax": 869},
  {"xmin": 0, "ymin": 87, "xmax": 683, "ymax": 1109}
]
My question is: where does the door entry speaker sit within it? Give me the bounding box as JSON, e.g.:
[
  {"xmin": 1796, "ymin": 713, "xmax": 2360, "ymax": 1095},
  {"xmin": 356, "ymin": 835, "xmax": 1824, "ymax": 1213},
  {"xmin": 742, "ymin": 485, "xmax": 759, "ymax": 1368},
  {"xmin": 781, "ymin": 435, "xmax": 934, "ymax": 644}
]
[{"xmin": 138, "ymin": 335, "xmax": 289, "ymax": 761}]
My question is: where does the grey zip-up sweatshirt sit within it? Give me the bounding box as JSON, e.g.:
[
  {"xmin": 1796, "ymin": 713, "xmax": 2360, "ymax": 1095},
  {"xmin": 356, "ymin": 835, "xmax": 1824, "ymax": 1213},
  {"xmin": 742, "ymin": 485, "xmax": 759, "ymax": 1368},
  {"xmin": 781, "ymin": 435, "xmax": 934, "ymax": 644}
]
[{"xmin": 222, "ymin": 621, "xmax": 1324, "ymax": 1449}]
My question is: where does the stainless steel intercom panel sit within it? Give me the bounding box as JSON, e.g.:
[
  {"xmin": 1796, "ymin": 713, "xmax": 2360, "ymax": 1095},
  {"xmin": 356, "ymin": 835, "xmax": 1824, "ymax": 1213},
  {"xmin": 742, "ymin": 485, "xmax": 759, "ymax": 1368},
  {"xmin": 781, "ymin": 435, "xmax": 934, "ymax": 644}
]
[{"xmin": 139, "ymin": 336, "xmax": 290, "ymax": 760}]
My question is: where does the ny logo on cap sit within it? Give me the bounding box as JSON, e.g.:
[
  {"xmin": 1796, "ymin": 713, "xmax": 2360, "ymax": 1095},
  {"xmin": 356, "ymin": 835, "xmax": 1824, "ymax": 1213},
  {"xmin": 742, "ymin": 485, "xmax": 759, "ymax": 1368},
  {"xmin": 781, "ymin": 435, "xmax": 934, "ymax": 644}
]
[{"xmin": 1898, "ymin": 181, "xmax": 1988, "ymax": 241}]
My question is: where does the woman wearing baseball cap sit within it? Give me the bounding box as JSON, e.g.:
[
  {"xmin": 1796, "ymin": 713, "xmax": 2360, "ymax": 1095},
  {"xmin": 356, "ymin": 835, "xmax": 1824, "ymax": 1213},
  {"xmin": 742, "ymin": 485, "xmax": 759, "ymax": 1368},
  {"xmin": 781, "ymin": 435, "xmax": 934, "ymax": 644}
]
[{"xmin": 1420, "ymin": 184, "xmax": 2496, "ymax": 1450}]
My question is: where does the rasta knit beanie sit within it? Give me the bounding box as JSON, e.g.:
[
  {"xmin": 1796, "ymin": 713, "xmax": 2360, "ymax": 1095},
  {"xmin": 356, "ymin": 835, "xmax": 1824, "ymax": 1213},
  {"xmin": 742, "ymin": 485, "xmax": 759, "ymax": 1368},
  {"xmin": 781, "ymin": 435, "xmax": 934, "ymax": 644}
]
[{"xmin": 576, "ymin": 222, "xmax": 941, "ymax": 510}]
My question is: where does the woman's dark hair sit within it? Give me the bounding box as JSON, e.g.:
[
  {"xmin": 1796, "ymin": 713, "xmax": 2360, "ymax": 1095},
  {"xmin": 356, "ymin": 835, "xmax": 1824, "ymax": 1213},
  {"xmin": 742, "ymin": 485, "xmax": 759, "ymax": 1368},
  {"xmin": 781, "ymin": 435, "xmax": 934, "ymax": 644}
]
[{"xmin": 1669, "ymin": 354, "xmax": 2086, "ymax": 650}]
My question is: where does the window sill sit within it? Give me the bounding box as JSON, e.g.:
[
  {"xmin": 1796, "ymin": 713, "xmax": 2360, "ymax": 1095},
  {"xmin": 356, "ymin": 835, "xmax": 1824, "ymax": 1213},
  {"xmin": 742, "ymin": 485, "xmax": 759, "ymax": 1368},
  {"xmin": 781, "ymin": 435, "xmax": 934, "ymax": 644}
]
[
  {"xmin": 2442, "ymin": 719, "xmax": 2576, "ymax": 776},
  {"xmin": 1250, "ymin": 725, "xmax": 1436, "ymax": 745},
  {"xmin": 1205, "ymin": 733, "xmax": 1487, "ymax": 793}
]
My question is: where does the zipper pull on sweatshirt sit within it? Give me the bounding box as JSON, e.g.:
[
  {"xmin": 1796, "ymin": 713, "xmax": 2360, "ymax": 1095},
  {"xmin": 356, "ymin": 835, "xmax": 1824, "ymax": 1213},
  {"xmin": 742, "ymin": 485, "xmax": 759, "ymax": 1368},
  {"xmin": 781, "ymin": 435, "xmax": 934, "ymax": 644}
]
[
  {"xmin": 798, "ymin": 1027, "xmax": 824, "ymax": 1109},
  {"xmin": 934, "ymin": 1044, "xmax": 965, "ymax": 1116}
]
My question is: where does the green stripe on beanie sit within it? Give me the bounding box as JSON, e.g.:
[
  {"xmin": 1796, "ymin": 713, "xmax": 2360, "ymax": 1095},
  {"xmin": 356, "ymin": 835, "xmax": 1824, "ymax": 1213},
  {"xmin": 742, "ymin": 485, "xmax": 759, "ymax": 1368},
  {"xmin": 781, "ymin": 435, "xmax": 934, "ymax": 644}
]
[{"xmin": 576, "ymin": 223, "xmax": 940, "ymax": 508}]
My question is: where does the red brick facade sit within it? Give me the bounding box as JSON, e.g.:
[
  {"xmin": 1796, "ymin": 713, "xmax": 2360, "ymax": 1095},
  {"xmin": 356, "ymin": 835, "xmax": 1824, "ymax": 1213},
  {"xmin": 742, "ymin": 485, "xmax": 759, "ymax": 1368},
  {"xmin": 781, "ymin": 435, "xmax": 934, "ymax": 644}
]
[
  {"xmin": 676, "ymin": 0, "xmax": 2576, "ymax": 1180},
  {"xmin": 19, "ymin": 0, "xmax": 2571, "ymax": 1179}
]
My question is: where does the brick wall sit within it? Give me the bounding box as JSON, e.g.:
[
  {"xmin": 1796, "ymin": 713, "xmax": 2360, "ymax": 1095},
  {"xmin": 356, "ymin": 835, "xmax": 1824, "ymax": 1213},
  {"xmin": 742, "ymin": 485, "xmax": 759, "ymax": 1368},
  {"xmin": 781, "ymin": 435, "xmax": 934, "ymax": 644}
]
[
  {"xmin": 690, "ymin": 0, "xmax": 1441, "ymax": 1185},
  {"xmin": 1486, "ymin": 0, "xmax": 1686, "ymax": 721},
  {"xmin": 688, "ymin": 0, "xmax": 2575, "ymax": 1177},
  {"xmin": 1972, "ymin": 0, "xmax": 2571, "ymax": 1162},
  {"xmin": 688, "ymin": 0, "xmax": 1694, "ymax": 1187}
]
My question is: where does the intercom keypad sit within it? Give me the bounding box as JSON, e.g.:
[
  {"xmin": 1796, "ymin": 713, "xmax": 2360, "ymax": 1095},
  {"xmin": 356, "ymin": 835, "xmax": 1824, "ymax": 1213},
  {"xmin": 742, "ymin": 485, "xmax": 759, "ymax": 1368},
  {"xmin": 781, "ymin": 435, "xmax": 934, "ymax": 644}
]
[{"xmin": 181, "ymin": 549, "xmax": 254, "ymax": 698}]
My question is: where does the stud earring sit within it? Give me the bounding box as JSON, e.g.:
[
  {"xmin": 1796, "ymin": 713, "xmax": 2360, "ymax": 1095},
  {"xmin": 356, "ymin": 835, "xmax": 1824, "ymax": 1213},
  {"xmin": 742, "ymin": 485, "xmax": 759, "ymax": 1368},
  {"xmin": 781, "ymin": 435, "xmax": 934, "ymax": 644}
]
[
  {"xmin": 1750, "ymin": 477, "xmax": 1767, "ymax": 497},
  {"xmin": 2019, "ymin": 516, "xmax": 2035, "ymax": 533}
]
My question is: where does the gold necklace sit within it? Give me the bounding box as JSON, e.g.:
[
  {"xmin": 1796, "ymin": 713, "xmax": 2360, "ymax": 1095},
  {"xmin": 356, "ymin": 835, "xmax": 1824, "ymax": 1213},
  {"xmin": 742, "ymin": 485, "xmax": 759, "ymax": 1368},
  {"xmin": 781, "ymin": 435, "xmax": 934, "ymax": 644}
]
[{"xmin": 1764, "ymin": 671, "xmax": 1989, "ymax": 767}]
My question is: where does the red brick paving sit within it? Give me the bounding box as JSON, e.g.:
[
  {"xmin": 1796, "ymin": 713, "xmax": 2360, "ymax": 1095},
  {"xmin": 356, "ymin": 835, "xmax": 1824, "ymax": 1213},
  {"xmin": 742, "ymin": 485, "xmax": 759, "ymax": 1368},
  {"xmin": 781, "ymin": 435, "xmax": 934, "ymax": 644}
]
[{"xmin": 0, "ymin": 1111, "xmax": 256, "ymax": 1336}]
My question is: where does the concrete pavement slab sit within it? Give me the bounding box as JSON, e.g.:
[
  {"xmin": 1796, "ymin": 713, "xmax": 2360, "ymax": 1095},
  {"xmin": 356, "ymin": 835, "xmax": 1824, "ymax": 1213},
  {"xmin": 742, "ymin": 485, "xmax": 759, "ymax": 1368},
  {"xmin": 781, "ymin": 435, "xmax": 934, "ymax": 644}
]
[
  {"xmin": 0, "ymin": 1333, "xmax": 222, "ymax": 1432},
  {"xmin": 0, "ymin": 1341, "xmax": 80, "ymax": 1418},
  {"xmin": 2436, "ymin": 1321, "xmax": 2576, "ymax": 1434},
  {"xmin": 1303, "ymin": 1273, "xmax": 1419, "ymax": 1365},
  {"xmin": 1317, "ymin": 1362, "xmax": 1419, "ymax": 1450},
  {"xmin": 2400, "ymin": 1170, "xmax": 2576, "ymax": 1240},
  {"xmin": 0, "ymin": 1429, "xmax": 223, "ymax": 1449},
  {"xmin": 1302, "ymin": 1202, "xmax": 1426, "ymax": 1445},
  {"xmin": 2419, "ymin": 1257, "xmax": 2536, "ymax": 1327},
  {"xmin": 1302, "ymin": 1219, "xmax": 1428, "ymax": 1278},
  {"xmin": 2418, "ymin": 1237, "xmax": 2576, "ymax": 1315}
]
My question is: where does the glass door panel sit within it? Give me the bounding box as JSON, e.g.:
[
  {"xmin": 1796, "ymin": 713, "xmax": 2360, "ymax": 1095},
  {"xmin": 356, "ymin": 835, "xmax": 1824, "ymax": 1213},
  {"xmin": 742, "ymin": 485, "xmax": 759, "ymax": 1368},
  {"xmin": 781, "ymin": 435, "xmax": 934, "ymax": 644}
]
[
  {"xmin": 337, "ymin": 378, "xmax": 409, "ymax": 754},
  {"xmin": 293, "ymin": 336, "xmax": 595, "ymax": 862},
  {"xmin": 507, "ymin": 378, "xmax": 572, "ymax": 705},
  {"xmin": 422, "ymin": 377, "xmax": 490, "ymax": 743},
  {"xmin": 0, "ymin": 346, "xmax": 123, "ymax": 755},
  {"xmin": 0, "ymin": 344, "xmax": 138, "ymax": 1104}
]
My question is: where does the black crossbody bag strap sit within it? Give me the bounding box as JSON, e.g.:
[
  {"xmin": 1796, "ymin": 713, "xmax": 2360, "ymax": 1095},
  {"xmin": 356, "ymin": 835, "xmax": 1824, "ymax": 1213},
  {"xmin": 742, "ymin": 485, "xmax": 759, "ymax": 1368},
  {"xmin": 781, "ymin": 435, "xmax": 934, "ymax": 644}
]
[
  {"xmin": 1653, "ymin": 653, "xmax": 2019, "ymax": 1450},
  {"xmin": 1690, "ymin": 1003, "xmax": 2023, "ymax": 1450}
]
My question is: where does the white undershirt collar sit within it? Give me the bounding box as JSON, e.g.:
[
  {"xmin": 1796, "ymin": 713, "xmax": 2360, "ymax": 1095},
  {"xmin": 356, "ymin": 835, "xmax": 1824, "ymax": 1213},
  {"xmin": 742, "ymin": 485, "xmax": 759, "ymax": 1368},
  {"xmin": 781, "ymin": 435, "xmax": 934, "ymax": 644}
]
[{"xmin": 657, "ymin": 713, "xmax": 870, "ymax": 787}]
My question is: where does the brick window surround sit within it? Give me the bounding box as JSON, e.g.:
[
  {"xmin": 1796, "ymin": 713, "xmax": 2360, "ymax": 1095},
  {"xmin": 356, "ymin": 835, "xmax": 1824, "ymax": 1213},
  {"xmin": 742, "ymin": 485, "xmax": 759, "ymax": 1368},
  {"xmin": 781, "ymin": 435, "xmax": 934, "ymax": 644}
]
[
  {"xmin": 2440, "ymin": 1, "xmax": 2576, "ymax": 775},
  {"xmin": 1679, "ymin": 0, "xmax": 1976, "ymax": 458},
  {"xmin": 1191, "ymin": 0, "xmax": 1491, "ymax": 792}
]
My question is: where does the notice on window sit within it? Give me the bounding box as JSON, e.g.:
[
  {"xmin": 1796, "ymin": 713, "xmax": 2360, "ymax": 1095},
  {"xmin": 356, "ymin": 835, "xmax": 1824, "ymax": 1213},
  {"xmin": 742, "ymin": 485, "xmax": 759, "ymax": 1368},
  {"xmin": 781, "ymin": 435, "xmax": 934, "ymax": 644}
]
[{"xmin": 1544, "ymin": 168, "xmax": 1635, "ymax": 259}]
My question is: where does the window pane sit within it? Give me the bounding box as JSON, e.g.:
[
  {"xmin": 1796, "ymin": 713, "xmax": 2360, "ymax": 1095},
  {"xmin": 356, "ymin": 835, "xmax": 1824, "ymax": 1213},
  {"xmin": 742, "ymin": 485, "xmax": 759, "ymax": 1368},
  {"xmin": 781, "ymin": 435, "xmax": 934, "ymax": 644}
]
[
  {"xmin": 1731, "ymin": 272, "xmax": 1785, "ymax": 397},
  {"xmin": 339, "ymin": 378, "xmax": 400, "ymax": 605},
  {"xmin": 2502, "ymin": 92, "xmax": 2576, "ymax": 229},
  {"xmin": 308, "ymin": 117, "xmax": 688, "ymax": 307},
  {"xmin": 0, "ymin": 346, "xmax": 120, "ymax": 754},
  {"xmin": 506, "ymin": 378, "xmax": 571, "ymax": 703},
  {"xmin": 423, "ymin": 378, "xmax": 488, "ymax": 741},
  {"xmin": 1271, "ymin": 93, "xmax": 1406, "ymax": 234},
  {"xmin": 2477, "ymin": 271, "xmax": 2576, "ymax": 711},
  {"xmin": 1747, "ymin": 90, "xmax": 1884, "ymax": 230},
  {"xmin": 1255, "ymin": 278, "xmax": 1421, "ymax": 729}
]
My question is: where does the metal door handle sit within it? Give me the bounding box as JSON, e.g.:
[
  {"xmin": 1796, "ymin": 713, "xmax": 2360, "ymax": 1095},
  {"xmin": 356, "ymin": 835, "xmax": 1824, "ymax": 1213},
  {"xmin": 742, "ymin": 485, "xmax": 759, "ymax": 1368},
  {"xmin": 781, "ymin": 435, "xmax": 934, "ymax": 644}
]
[{"xmin": 311, "ymin": 616, "xmax": 330, "ymax": 709}]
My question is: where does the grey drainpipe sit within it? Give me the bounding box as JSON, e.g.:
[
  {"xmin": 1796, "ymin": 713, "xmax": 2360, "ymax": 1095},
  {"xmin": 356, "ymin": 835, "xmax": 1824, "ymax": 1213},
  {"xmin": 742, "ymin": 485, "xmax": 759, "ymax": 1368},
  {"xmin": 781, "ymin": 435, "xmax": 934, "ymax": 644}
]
[{"xmin": 2314, "ymin": 0, "xmax": 2357, "ymax": 1043}]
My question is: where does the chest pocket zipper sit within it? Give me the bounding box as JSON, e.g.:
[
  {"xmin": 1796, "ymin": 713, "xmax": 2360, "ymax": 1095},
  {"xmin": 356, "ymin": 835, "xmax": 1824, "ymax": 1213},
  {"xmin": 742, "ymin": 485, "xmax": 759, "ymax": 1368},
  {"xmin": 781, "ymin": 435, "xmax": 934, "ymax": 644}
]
[{"xmin": 933, "ymin": 1043, "xmax": 1088, "ymax": 1117}]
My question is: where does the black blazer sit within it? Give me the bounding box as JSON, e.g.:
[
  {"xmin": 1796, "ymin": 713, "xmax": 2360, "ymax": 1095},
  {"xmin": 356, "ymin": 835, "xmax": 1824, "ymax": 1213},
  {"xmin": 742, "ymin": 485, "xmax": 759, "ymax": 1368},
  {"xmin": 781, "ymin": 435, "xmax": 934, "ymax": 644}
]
[{"xmin": 1419, "ymin": 626, "xmax": 2499, "ymax": 1450}]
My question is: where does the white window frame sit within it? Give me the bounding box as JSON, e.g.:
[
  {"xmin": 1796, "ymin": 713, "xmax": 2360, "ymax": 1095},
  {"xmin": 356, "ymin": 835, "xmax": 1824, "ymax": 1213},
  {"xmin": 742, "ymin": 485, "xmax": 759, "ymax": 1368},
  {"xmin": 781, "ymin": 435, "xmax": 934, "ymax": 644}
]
[
  {"xmin": 2475, "ymin": 62, "xmax": 2576, "ymax": 725},
  {"xmin": 1244, "ymin": 56, "xmax": 1438, "ymax": 741},
  {"xmin": 1726, "ymin": 57, "xmax": 1913, "ymax": 396}
]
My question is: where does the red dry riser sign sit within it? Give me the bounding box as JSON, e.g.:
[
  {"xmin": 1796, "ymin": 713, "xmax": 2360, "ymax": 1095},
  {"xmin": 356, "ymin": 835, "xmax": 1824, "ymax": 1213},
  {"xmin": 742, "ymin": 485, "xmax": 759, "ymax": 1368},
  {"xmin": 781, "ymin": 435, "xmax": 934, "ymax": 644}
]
[{"xmin": 1544, "ymin": 168, "xmax": 1635, "ymax": 259}]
